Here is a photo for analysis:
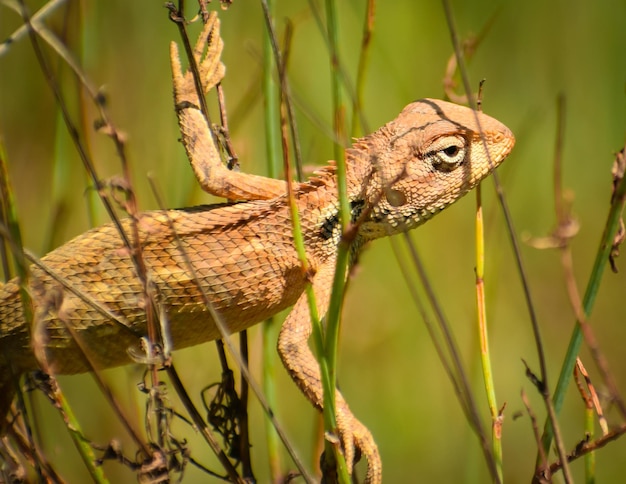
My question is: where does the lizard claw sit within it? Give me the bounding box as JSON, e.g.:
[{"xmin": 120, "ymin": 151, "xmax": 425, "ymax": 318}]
[
  {"xmin": 170, "ymin": 11, "xmax": 226, "ymax": 107},
  {"xmin": 335, "ymin": 402, "xmax": 382, "ymax": 483}
]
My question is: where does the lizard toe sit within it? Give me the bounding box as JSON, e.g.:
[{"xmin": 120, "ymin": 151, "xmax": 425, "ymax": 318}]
[{"xmin": 335, "ymin": 403, "xmax": 382, "ymax": 483}]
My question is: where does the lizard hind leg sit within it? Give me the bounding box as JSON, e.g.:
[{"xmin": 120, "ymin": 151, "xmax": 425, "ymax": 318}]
[{"xmin": 277, "ymin": 261, "xmax": 382, "ymax": 483}]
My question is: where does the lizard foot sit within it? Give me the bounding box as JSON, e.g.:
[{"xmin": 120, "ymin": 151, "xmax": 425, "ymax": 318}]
[
  {"xmin": 335, "ymin": 402, "xmax": 382, "ymax": 484},
  {"xmin": 170, "ymin": 11, "xmax": 226, "ymax": 106}
]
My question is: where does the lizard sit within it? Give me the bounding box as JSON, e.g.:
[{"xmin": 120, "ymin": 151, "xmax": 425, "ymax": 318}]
[{"xmin": 0, "ymin": 13, "xmax": 515, "ymax": 483}]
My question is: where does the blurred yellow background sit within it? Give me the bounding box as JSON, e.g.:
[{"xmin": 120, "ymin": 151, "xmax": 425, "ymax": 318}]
[{"xmin": 1, "ymin": 0, "xmax": 625, "ymax": 482}]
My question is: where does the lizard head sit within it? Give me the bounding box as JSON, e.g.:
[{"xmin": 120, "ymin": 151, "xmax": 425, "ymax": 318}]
[{"xmin": 354, "ymin": 98, "xmax": 515, "ymax": 239}]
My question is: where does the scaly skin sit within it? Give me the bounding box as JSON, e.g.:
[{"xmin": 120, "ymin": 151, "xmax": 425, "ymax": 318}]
[{"xmin": 0, "ymin": 14, "xmax": 515, "ymax": 483}]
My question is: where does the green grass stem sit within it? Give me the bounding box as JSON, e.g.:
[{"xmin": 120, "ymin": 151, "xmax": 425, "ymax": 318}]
[
  {"xmin": 321, "ymin": 2, "xmax": 352, "ymax": 482},
  {"xmin": 51, "ymin": 378, "xmax": 110, "ymax": 484},
  {"xmin": 351, "ymin": 0, "xmax": 375, "ymax": 138},
  {"xmin": 324, "ymin": 0, "xmax": 349, "ymax": 231},
  {"xmin": 584, "ymin": 402, "xmax": 596, "ymax": 484},
  {"xmin": 287, "ymin": 195, "xmax": 349, "ymax": 482},
  {"xmin": 474, "ymin": 185, "xmax": 503, "ymax": 482},
  {"xmin": 261, "ymin": 0, "xmax": 283, "ymax": 478},
  {"xmin": 540, "ymin": 159, "xmax": 626, "ymax": 455}
]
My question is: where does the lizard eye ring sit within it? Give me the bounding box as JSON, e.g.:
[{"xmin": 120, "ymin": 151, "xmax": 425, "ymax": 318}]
[{"xmin": 426, "ymin": 134, "xmax": 467, "ymax": 172}]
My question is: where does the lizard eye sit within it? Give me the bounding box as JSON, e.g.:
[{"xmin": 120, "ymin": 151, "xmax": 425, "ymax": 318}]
[
  {"xmin": 442, "ymin": 145, "xmax": 460, "ymax": 157},
  {"xmin": 426, "ymin": 135, "xmax": 467, "ymax": 172}
]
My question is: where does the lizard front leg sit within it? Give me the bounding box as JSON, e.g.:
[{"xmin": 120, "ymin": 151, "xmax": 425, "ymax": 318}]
[
  {"xmin": 277, "ymin": 261, "xmax": 382, "ymax": 483},
  {"xmin": 170, "ymin": 13, "xmax": 288, "ymax": 201}
]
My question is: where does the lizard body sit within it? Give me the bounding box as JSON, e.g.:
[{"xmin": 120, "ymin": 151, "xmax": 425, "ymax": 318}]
[{"xmin": 0, "ymin": 15, "xmax": 515, "ymax": 483}]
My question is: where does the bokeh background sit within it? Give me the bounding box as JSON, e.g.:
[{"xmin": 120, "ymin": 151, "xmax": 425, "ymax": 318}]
[{"xmin": 1, "ymin": 1, "xmax": 625, "ymax": 482}]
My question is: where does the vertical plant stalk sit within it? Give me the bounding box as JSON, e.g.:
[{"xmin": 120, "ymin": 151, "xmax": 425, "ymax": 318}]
[
  {"xmin": 238, "ymin": 330, "xmax": 254, "ymax": 480},
  {"xmin": 15, "ymin": 3, "xmax": 148, "ymax": 480},
  {"xmin": 321, "ymin": 3, "xmax": 353, "ymax": 482},
  {"xmin": 403, "ymin": 233, "xmax": 499, "ymax": 481},
  {"xmin": 322, "ymin": 0, "xmax": 345, "ymax": 410},
  {"xmin": 77, "ymin": 1, "xmax": 99, "ymax": 229},
  {"xmin": 543, "ymin": 95, "xmax": 597, "ymax": 481},
  {"xmin": 259, "ymin": 2, "xmax": 343, "ymax": 480},
  {"xmin": 0, "ymin": 141, "xmax": 41, "ymax": 481},
  {"xmin": 440, "ymin": 1, "xmax": 574, "ymax": 480},
  {"xmin": 149, "ymin": 179, "xmax": 314, "ymax": 483},
  {"xmin": 540, "ymin": 145, "xmax": 626, "ymax": 457},
  {"xmin": 261, "ymin": 0, "xmax": 283, "ymax": 478},
  {"xmin": 1, "ymin": 108, "xmax": 107, "ymax": 484},
  {"xmin": 351, "ymin": 0, "xmax": 375, "ymax": 137},
  {"xmin": 277, "ymin": 86, "xmax": 349, "ymax": 482},
  {"xmin": 261, "ymin": 314, "xmax": 281, "ymax": 477},
  {"xmin": 324, "ymin": 0, "xmax": 349, "ymax": 230},
  {"xmin": 170, "ymin": 10, "xmax": 254, "ymax": 471},
  {"xmin": 439, "ymin": 2, "xmax": 511, "ymax": 481},
  {"xmin": 474, "ymin": 185, "xmax": 503, "ymax": 482},
  {"xmin": 574, "ymin": 361, "xmax": 596, "ymax": 484},
  {"xmin": 43, "ymin": 375, "xmax": 109, "ymax": 483},
  {"xmin": 262, "ymin": 0, "xmax": 350, "ymax": 479},
  {"xmin": 0, "ymin": 149, "xmax": 31, "ymax": 324},
  {"xmin": 543, "ymin": 109, "xmax": 626, "ymax": 476},
  {"xmin": 583, "ymin": 405, "xmax": 596, "ymax": 484},
  {"xmin": 259, "ymin": 1, "xmax": 304, "ymax": 181},
  {"xmin": 260, "ymin": 6, "xmax": 341, "ymax": 477}
]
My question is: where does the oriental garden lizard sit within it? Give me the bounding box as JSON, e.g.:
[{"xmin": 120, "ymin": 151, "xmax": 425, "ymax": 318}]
[{"xmin": 0, "ymin": 14, "xmax": 515, "ymax": 483}]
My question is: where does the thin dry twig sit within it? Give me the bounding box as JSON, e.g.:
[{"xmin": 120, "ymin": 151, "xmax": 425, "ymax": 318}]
[
  {"xmin": 544, "ymin": 423, "xmax": 626, "ymax": 477},
  {"xmin": 609, "ymin": 147, "xmax": 626, "ymax": 272},
  {"xmin": 403, "ymin": 234, "xmax": 498, "ymax": 480},
  {"xmin": 442, "ymin": 11, "xmax": 498, "ymax": 104},
  {"xmin": 13, "ymin": 3, "xmax": 254, "ymax": 481},
  {"xmin": 147, "ymin": 166, "xmax": 312, "ymax": 481},
  {"xmin": 4, "ymin": 424, "xmax": 64, "ymax": 483},
  {"xmin": 574, "ymin": 358, "xmax": 609, "ymax": 436},
  {"xmin": 521, "ymin": 389, "xmax": 548, "ymax": 480},
  {"xmin": 15, "ymin": 0, "xmax": 164, "ymax": 461},
  {"xmin": 260, "ymin": 1, "xmax": 304, "ymax": 181}
]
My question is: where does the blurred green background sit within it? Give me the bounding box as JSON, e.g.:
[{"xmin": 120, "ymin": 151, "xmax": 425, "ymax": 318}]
[{"xmin": 1, "ymin": 0, "xmax": 625, "ymax": 482}]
